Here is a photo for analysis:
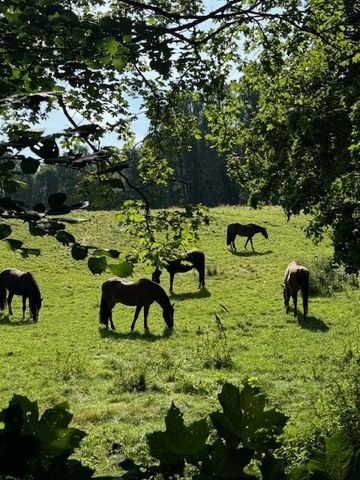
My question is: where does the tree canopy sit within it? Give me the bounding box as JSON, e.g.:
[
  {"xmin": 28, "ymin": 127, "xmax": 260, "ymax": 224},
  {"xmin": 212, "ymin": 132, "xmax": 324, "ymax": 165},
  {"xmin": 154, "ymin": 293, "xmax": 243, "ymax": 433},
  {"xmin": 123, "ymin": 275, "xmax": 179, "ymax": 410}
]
[{"xmin": 0, "ymin": 0, "xmax": 359, "ymax": 271}]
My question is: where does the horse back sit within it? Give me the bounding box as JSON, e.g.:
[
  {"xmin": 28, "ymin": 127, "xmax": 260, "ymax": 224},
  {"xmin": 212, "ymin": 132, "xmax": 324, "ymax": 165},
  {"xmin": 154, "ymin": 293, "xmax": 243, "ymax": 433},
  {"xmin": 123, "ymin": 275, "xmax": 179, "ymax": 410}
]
[
  {"xmin": 0, "ymin": 268, "xmax": 28, "ymax": 295},
  {"xmin": 102, "ymin": 277, "xmax": 163, "ymax": 307},
  {"xmin": 285, "ymin": 263, "xmax": 309, "ymax": 291}
]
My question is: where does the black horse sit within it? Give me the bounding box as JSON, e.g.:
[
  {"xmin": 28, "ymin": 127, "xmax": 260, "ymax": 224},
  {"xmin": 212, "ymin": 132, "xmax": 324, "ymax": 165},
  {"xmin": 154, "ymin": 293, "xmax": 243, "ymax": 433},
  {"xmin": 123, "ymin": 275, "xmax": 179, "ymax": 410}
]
[
  {"xmin": 152, "ymin": 250, "xmax": 205, "ymax": 293},
  {"xmin": 283, "ymin": 261, "xmax": 309, "ymax": 321},
  {"xmin": 100, "ymin": 277, "xmax": 174, "ymax": 331},
  {"xmin": 227, "ymin": 223, "xmax": 268, "ymax": 252},
  {"xmin": 0, "ymin": 268, "xmax": 42, "ymax": 321}
]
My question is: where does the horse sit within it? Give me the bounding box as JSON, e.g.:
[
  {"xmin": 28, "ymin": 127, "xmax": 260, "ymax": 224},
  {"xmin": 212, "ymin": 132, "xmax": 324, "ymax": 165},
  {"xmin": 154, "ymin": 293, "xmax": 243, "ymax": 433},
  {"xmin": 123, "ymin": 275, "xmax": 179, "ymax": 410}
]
[
  {"xmin": 226, "ymin": 223, "xmax": 268, "ymax": 252},
  {"xmin": 283, "ymin": 261, "xmax": 309, "ymax": 321},
  {"xmin": 99, "ymin": 277, "xmax": 174, "ymax": 331},
  {"xmin": 0, "ymin": 268, "xmax": 42, "ymax": 322},
  {"xmin": 152, "ymin": 250, "xmax": 205, "ymax": 293}
]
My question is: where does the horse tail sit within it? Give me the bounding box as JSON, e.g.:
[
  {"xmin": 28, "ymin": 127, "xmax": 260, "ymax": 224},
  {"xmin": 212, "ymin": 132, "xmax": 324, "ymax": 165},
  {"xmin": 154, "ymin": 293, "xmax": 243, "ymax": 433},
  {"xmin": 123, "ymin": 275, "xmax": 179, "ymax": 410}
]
[
  {"xmin": 226, "ymin": 225, "xmax": 232, "ymax": 245},
  {"xmin": 99, "ymin": 293, "xmax": 110, "ymax": 326},
  {"xmin": 302, "ymin": 271, "xmax": 309, "ymax": 319},
  {"xmin": 0, "ymin": 284, "xmax": 6, "ymax": 311}
]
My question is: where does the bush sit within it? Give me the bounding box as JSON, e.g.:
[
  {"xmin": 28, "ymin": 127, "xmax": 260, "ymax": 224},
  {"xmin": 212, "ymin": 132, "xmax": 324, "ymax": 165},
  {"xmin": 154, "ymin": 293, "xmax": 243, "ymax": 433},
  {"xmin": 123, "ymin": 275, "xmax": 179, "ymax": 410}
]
[{"xmin": 297, "ymin": 255, "xmax": 358, "ymax": 296}]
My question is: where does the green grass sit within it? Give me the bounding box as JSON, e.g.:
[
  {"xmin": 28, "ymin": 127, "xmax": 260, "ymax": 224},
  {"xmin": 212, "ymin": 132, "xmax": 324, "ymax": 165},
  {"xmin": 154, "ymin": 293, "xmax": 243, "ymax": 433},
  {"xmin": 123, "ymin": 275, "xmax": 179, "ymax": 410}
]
[{"xmin": 0, "ymin": 206, "xmax": 359, "ymax": 475}]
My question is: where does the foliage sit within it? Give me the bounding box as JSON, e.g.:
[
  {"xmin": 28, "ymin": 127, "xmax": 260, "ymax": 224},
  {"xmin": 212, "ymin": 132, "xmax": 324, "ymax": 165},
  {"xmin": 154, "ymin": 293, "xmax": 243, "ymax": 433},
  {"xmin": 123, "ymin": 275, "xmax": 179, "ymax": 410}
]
[
  {"xmin": 2, "ymin": 0, "xmax": 357, "ymax": 273},
  {"xmin": 117, "ymin": 200, "xmax": 209, "ymax": 267},
  {"xmin": 295, "ymin": 256, "xmax": 359, "ymax": 296},
  {"xmin": 209, "ymin": 1, "xmax": 360, "ymax": 272},
  {"xmin": 0, "ymin": 394, "xmax": 93, "ymax": 479},
  {"xmin": 120, "ymin": 381, "xmax": 288, "ymax": 479}
]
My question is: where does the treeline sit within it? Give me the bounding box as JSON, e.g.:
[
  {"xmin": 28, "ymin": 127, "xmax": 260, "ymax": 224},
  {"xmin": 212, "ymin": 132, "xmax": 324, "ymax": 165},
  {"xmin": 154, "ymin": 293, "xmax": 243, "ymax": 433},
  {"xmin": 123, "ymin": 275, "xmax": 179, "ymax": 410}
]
[{"xmin": 15, "ymin": 102, "xmax": 246, "ymax": 210}]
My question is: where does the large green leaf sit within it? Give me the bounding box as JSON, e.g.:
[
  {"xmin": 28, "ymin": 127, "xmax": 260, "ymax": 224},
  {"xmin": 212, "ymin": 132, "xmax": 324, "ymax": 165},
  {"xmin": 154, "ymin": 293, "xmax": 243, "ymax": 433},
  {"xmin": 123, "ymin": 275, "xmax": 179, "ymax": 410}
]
[
  {"xmin": 147, "ymin": 402, "xmax": 209, "ymax": 468},
  {"xmin": 210, "ymin": 383, "xmax": 287, "ymax": 452},
  {"xmin": 0, "ymin": 224, "xmax": 12, "ymax": 239},
  {"xmin": 108, "ymin": 261, "xmax": 134, "ymax": 277},
  {"xmin": 20, "ymin": 158, "xmax": 40, "ymax": 174},
  {"xmin": 88, "ymin": 256, "xmax": 107, "ymax": 275},
  {"xmin": 4, "ymin": 238, "xmax": 23, "ymax": 251},
  {"xmin": 307, "ymin": 430, "xmax": 354, "ymax": 479},
  {"xmin": 55, "ymin": 230, "xmax": 75, "ymax": 246},
  {"xmin": 71, "ymin": 244, "xmax": 88, "ymax": 261}
]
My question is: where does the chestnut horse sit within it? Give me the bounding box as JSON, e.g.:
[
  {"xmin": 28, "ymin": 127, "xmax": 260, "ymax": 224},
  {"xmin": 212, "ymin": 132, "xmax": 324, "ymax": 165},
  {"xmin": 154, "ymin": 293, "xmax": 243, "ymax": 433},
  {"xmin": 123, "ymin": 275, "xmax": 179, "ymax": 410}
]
[
  {"xmin": 283, "ymin": 261, "xmax": 309, "ymax": 320},
  {"xmin": 227, "ymin": 223, "xmax": 268, "ymax": 252},
  {"xmin": 100, "ymin": 277, "xmax": 174, "ymax": 331},
  {"xmin": 0, "ymin": 268, "xmax": 42, "ymax": 322}
]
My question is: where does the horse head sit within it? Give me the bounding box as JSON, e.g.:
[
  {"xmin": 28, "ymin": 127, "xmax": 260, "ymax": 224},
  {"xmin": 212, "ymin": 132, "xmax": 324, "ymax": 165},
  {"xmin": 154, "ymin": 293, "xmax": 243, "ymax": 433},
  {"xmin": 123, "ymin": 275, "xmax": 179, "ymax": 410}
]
[
  {"xmin": 262, "ymin": 228, "xmax": 269, "ymax": 239},
  {"xmin": 30, "ymin": 297, "xmax": 42, "ymax": 322},
  {"xmin": 152, "ymin": 268, "xmax": 162, "ymax": 284},
  {"xmin": 163, "ymin": 303, "xmax": 174, "ymax": 329}
]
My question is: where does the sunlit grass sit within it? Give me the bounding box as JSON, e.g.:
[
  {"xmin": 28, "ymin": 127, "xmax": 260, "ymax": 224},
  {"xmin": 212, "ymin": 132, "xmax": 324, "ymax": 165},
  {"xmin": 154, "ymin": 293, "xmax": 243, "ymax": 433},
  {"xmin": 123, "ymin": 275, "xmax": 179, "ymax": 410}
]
[{"xmin": 0, "ymin": 206, "xmax": 359, "ymax": 475}]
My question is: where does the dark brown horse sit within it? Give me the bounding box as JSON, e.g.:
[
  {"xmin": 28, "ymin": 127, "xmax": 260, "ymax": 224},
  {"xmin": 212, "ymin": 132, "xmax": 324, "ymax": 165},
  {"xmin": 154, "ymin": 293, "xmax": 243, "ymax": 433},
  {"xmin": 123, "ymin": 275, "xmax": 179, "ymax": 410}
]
[
  {"xmin": 100, "ymin": 277, "xmax": 174, "ymax": 331},
  {"xmin": 0, "ymin": 268, "xmax": 42, "ymax": 322},
  {"xmin": 283, "ymin": 261, "xmax": 309, "ymax": 320},
  {"xmin": 227, "ymin": 223, "xmax": 268, "ymax": 252},
  {"xmin": 152, "ymin": 250, "xmax": 205, "ymax": 293}
]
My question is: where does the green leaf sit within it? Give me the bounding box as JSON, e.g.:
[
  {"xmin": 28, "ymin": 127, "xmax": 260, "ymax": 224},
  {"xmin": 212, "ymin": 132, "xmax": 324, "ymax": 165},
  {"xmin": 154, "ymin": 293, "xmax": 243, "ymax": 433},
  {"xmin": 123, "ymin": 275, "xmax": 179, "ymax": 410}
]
[
  {"xmin": 55, "ymin": 230, "xmax": 75, "ymax": 246},
  {"xmin": 108, "ymin": 262, "xmax": 134, "ymax": 277},
  {"xmin": 88, "ymin": 256, "xmax": 107, "ymax": 275},
  {"xmin": 4, "ymin": 238, "xmax": 23, "ymax": 251},
  {"xmin": 48, "ymin": 192, "xmax": 67, "ymax": 209},
  {"xmin": 71, "ymin": 245, "xmax": 88, "ymax": 261},
  {"xmin": 210, "ymin": 442, "xmax": 253, "ymax": 478},
  {"xmin": 210, "ymin": 383, "xmax": 287, "ymax": 451},
  {"xmin": 308, "ymin": 430, "xmax": 354, "ymax": 479},
  {"xmin": 147, "ymin": 403, "xmax": 209, "ymax": 468},
  {"xmin": 20, "ymin": 158, "xmax": 40, "ymax": 174},
  {"xmin": 92, "ymin": 249, "xmax": 120, "ymax": 259},
  {"xmin": 0, "ymin": 224, "xmax": 12, "ymax": 240},
  {"xmin": 102, "ymin": 178, "xmax": 124, "ymax": 189}
]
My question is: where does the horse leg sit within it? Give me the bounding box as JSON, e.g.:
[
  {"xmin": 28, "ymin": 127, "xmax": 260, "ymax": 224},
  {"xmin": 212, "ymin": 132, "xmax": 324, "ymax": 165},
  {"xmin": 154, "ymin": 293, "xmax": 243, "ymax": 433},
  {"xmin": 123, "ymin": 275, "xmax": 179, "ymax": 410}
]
[
  {"xmin": 169, "ymin": 273, "xmax": 175, "ymax": 292},
  {"xmin": 8, "ymin": 292, "xmax": 13, "ymax": 316},
  {"xmin": 285, "ymin": 287, "xmax": 290, "ymax": 314},
  {"xmin": 22, "ymin": 296, "xmax": 27, "ymax": 320},
  {"xmin": 232, "ymin": 239, "xmax": 236, "ymax": 251},
  {"xmin": 250, "ymin": 237, "xmax": 255, "ymax": 252},
  {"xmin": 244, "ymin": 237, "xmax": 249, "ymax": 249},
  {"xmin": 143, "ymin": 305, "xmax": 150, "ymax": 331},
  {"xmin": 131, "ymin": 305, "xmax": 142, "ymax": 331},
  {"xmin": 292, "ymin": 292, "xmax": 298, "ymax": 318}
]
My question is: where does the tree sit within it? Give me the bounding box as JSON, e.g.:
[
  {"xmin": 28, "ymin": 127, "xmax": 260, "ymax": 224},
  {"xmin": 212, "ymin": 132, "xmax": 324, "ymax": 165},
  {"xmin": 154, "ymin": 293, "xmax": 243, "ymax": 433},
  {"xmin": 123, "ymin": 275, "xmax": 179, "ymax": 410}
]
[
  {"xmin": 1, "ymin": 0, "xmax": 357, "ymax": 271},
  {"xmin": 206, "ymin": 0, "xmax": 360, "ymax": 271}
]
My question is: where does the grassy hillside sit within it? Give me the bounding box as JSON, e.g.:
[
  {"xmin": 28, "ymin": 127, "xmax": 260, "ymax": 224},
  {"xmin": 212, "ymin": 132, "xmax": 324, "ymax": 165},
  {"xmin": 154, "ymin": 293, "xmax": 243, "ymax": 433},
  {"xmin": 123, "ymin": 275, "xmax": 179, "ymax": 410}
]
[{"xmin": 0, "ymin": 206, "xmax": 359, "ymax": 475}]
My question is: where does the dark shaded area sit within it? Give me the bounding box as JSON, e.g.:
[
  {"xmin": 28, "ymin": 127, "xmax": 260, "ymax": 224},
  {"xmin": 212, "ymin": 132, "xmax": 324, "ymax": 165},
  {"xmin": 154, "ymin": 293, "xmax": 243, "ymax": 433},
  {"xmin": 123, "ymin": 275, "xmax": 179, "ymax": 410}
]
[
  {"xmin": 0, "ymin": 315, "xmax": 35, "ymax": 326},
  {"xmin": 299, "ymin": 315, "xmax": 329, "ymax": 332},
  {"xmin": 99, "ymin": 326, "xmax": 173, "ymax": 341},
  {"xmin": 170, "ymin": 288, "xmax": 211, "ymax": 301},
  {"xmin": 229, "ymin": 250, "xmax": 273, "ymax": 257}
]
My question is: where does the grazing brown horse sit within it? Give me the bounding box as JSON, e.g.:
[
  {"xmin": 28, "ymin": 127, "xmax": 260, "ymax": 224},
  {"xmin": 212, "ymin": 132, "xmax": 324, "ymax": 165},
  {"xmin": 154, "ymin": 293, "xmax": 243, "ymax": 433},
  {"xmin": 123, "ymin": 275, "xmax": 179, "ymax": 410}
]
[
  {"xmin": 100, "ymin": 277, "xmax": 174, "ymax": 331},
  {"xmin": 0, "ymin": 268, "xmax": 42, "ymax": 322},
  {"xmin": 227, "ymin": 223, "xmax": 268, "ymax": 252},
  {"xmin": 152, "ymin": 250, "xmax": 205, "ymax": 293},
  {"xmin": 283, "ymin": 261, "xmax": 309, "ymax": 320}
]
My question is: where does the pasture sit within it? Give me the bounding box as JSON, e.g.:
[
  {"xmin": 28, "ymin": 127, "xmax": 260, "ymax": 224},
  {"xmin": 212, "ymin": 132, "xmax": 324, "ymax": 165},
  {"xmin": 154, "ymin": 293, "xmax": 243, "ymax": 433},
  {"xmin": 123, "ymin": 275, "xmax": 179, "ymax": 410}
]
[{"xmin": 0, "ymin": 206, "xmax": 359, "ymax": 475}]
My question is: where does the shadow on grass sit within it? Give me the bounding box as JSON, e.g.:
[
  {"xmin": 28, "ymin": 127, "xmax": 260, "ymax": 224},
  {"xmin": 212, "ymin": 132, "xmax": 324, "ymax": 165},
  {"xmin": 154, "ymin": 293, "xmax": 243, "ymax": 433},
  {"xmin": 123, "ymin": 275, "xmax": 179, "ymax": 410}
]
[
  {"xmin": 0, "ymin": 315, "xmax": 36, "ymax": 326},
  {"xmin": 229, "ymin": 249, "xmax": 273, "ymax": 257},
  {"xmin": 298, "ymin": 315, "xmax": 329, "ymax": 332},
  {"xmin": 170, "ymin": 287, "xmax": 211, "ymax": 301},
  {"xmin": 99, "ymin": 326, "xmax": 174, "ymax": 342}
]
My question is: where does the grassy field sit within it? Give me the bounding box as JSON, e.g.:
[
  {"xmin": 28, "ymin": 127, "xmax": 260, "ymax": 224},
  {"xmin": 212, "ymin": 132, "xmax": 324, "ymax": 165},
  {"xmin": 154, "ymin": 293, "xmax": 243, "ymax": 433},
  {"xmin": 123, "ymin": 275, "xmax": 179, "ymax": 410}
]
[{"xmin": 0, "ymin": 206, "xmax": 359, "ymax": 475}]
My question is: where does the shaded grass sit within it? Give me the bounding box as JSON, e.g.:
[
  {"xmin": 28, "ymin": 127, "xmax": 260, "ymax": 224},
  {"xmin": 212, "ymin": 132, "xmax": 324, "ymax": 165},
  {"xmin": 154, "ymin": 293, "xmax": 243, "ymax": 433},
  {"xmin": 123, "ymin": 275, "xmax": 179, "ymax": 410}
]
[{"xmin": 0, "ymin": 206, "xmax": 359, "ymax": 474}]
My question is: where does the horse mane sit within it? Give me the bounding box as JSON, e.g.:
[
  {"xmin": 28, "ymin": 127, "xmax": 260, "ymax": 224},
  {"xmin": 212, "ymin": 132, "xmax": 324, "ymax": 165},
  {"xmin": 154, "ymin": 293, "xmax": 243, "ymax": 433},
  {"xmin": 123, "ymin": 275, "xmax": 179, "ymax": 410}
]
[
  {"xmin": 24, "ymin": 272, "xmax": 41, "ymax": 302},
  {"xmin": 140, "ymin": 278, "xmax": 171, "ymax": 307}
]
